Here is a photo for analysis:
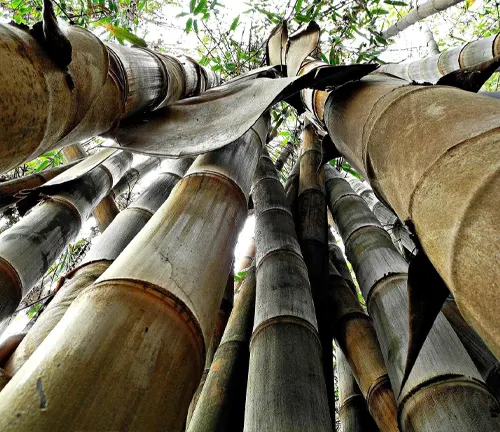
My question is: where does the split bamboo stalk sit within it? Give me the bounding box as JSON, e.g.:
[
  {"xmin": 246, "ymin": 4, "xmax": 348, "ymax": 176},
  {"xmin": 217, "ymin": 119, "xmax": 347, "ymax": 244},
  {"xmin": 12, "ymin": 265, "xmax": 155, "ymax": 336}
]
[
  {"xmin": 62, "ymin": 144, "xmax": 120, "ymax": 232},
  {"xmin": 0, "ymin": 21, "xmax": 218, "ymax": 173},
  {"xmin": 323, "ymin": 74, "xmax": 500, "ymax": 357},
  {"xmin": 442, "ymin": 296, "xmax": 500, "ymax": 399},
  {"xmin": 378, "ymin": 33, "xmax": 500, "ymax": 82},
  {"xmin": 244, "ymin": 152, "xmax": 332, "ymax": 431},
  {"xmin": 274, "ymin": 139, "xmax": 295, "ymax": 171},
  {"xmin": 327, "ymin": 245, "xmax": 399, "ymax": 431},
  {"xmin": 111, "ymin": 157, "xmax": 161, "ymax": 198},
  {"xmin": 0, "ymin": 121, "xmax": 266, "ymax": 431},
  {"xmin": 296, "ymin": 124, "xmax": 335, "ymax": 421},
  {"xmin": 325, "ymin": 165, "xmax": 500, "ymax": 431},
  {"xmin": 381, "ymin": 0, "xmax": 462, "ymax": 39},
  {"xmin": 0, "ymin": 159, "xmax": 81, "ymax": 213},
  {"xmin": 3, "ymin": 158, "xmax": 192, "ymax": 377},
  {"xmin": 0, "ymin": 150, "xmax": 132, "ymax": 321},
  {"xmin": 187, "ymin": 265, "xmax": 256, "ymax": 432},
  {"xmin": 337, "ymin": 348, "xmax": 379, "ymax": 432}
]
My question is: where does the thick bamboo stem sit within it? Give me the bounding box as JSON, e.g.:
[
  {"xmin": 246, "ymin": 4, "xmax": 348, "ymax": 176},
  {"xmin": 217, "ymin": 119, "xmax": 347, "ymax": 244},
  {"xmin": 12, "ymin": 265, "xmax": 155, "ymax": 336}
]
[
  {"xmin": 274, "ymin": 140, "xmax": 295, "ymax": 172},
  {"xmin": 0, "ymin": 122, "xmax": 265, "ymax": 431},
  {"xmin": 3, "ymin": 158, "xmax": 192, "ymax": 377},
  {"xmin": 323, "ymin": 74, "xmax": 500, "ymax": 357},
  {"xmin": 111, "ymin": 157, "xmax": 161, "ymax": 198},
  {"xmin": 423, "ymin": 24, "xmax": 440, "ymax": 56},
  {"xmin": 0, "ymin": 150, "xmax": 132, "ymax": 321},
  {"xmin": 296, "ymin": 124, "xmax": 335, "ymax": 422},
  {"xmin": 337, "ymin": 348, "xmax": 379, "ymax": 432},
  {"xmin": 187, "ymin": 266, "xmax": 256, "ymax": 432},
  {"xmin": 244, "ymin": 153, "xmax": 332, "ymax": 431},
  {"xmin": 325, "ymin": 165, "xmax": 500, "ymax": 431}
]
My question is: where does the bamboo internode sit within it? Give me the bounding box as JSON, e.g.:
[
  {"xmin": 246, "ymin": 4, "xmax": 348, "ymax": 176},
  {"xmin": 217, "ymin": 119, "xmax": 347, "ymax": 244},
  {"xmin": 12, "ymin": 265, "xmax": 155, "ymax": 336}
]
[
  {"xmin": 3, "ymin": 158, "xmax": 192, "ymax": 377},
  {"xmin": 244, "ymin": 153, "xmax": 332, "ymax": 431},
  {"xmin": 0, "ymin": 122, "xmax": 265, "ymax": 431},
  {"xmin": 325, "ymin": 165, "xmax": 500, "ymax": 431},
  {"xmin": 324, "ymin": 74, "xmax": 500, "ymax": 358},
  {"xmin": 0, "ymin": 150, "xmax": 132, "ymax": 321},
  {"xmin": 111, "ymin": 157, "xmax": 161, "ymax": 198}
]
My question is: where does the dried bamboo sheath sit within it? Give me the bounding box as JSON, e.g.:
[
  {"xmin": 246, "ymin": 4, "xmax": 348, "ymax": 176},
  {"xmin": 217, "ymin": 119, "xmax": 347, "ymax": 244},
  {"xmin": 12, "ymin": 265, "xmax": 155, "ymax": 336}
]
[
  {"xmin": 324, "ymin": 75, "xmax": 500, "ymax": 358},
  {"xmin": 0, "ymin": 151, "xmax": 132, "ymax": 320},
  {"xmin": 0, "ymin": 23, "xmax": 218, "ymax": 173},
  {"xmin": 188, "ymin": 266, "xmax": 256, "ymax": 432},
  {"xmin": 0, "ymin": 122, "xmax": 265, "ymax": 430},
  {"xmin": 244, "ymin": 153, "xmax": 332, "ymax": 431},
  {"xmin": 325, "ymin": 166, "xmax": 500, "ymax": 431},
  {"xmin": 3, "ymin": 158, "xmax": 192, "ymax": 377}
]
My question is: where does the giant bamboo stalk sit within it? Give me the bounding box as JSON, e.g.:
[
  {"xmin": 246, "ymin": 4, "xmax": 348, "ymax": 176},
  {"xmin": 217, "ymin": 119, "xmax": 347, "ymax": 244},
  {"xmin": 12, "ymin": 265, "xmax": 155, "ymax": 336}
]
[
  {"xmin": 323, "ymin": 74, "xmax": 500, "ymax": 357},
  {"xmin": 337, "ymin": 348, "xmax": 379, "ymax": 432},
  {"xmin": 111, "ymin": 157, "xmax": 161, "ymax": 198},
  {"xmin": 187, "ymin": 265, "xmax": 256, "ymax": 432},
  {"xmin": 0, "ymin": 19, "xmax": 218, "ymax": 173},
  {"xmin": 274, "ymin": 139, "xmax": 295, "ymax": 171},
  {"xmin": 327, "ymin": 245, "xmax": 399, "ymax": 431},
  {"xmin": 381, "ymin": 0, "xmax": 463, "ymax": 39},
  {"xmin": 378, "ymin": 33, "xmax": 500, "ymax": 82},
  {"xmin": 0, "ymin": 120, "xmax": 266, "ymax": 430},
  {"xmin": 0, "ymin": 150, "xmax": 132, "ymax": 321},
  {"xmin": 244, "ymin": 152, "xmax": 332, "ymax": 431},
  {"xmin": 325, "ymin": 165, "xmax": 500, "ymax": 431},
  {"xmin": 296, "ymin": 124, "xmax": 335, "ymax": 421},
  {"xmin": 3, "ymin": 158, "xmax": 192, "ymax": 377},
  {"xmin": 423, "ymin": 23, "xmax": 440, "ymax": 56}
]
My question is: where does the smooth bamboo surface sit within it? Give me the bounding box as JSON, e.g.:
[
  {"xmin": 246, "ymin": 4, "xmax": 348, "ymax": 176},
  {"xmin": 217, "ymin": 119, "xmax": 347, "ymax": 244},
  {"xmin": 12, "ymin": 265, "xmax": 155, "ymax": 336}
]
[
  {"xmin": 0, "ymin": 151, "xmax": 132, "ymax": 321},
  {"xmin": 0, "ymin": 122, "xmax": 265, "ymax": 431},
  {"xmin": 337, "ymin": 348, "xmax": 379, "ymax": 432},
  {"xmin": 325, "ymin": 165, "xmax": 500, "ymax": 431},
  {"xmin": 3, "ymin": 158, "xmax": 192, "ymax": 377},
  {"xmin": 244, "ymin": 153, "xmax": 332, "ymax": 431},
  {"xmin": 188, "ymin": 266, "xmax": 256, "ymax": 432},
  {"xmin": 324, "ymin": 74, "xmax": 500, "ymax": 358}
]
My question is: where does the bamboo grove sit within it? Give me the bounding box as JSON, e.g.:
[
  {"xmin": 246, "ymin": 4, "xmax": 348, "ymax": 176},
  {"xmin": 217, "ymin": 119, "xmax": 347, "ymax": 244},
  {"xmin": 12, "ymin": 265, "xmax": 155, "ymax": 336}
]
[{"xmin": 0, "ymin": 5, "xmax": 499, "ymax": 431}]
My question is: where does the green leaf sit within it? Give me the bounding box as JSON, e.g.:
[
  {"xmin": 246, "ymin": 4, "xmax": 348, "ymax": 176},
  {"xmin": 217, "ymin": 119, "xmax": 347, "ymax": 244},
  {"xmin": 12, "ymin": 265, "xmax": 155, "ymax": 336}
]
[
  {"xmin": 34, "ymin": 159, "xmax": 51, "ymax": 173},
  {"xmin": 189, "ymin": 0, "xmax": 196, "ymax": 13},
  {"xmin": 295, "ymin": 0, "xmax": 303, "ymax": 13},
  {"xmin": 100, "ymin": 24, "xmax": 147, "ymax": 47},
  {"xmin": 194, "ymin": 0, "xmax": 207, "ymax": 14},
  {"xmin": 193, "ymin": 19, "xmax": 198, "ymax": 33},
  {"xmin": 185, "ymin": 17, "xmax": 193, "ymax": 33},
  {"xmin": 371, "ymin": 7, "xmax": 389, "ymax": 14},
  {"xmin": 384, "ymin": 0, "xmax": 407, "ymax": 5},
  {"xmin": 230, "ymin": 15, "xmax": 240, "ymax": 31}
]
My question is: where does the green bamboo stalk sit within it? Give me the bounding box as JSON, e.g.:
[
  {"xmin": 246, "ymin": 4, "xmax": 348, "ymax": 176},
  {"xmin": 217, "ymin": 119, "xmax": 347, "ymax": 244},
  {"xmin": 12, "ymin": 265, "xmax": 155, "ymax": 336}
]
[
  {"xmin": 0, "ymin": 119, "xmax": 266, "ymax": 431},
  {"xmin": 244, "ymin": 152, "xmax": 332, "ymax": 431},
  {"xmin": 325, "ymin": 165, "xmax": 500, "ymax": 431},
  {"xmin": 3, "ymin": 158, "xmax": 192, "ymax": 378}
]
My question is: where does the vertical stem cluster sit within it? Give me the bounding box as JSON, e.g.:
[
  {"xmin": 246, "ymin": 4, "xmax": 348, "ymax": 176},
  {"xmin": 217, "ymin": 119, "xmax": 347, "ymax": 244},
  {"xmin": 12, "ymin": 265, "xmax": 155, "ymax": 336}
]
[{"xmin": 244, "ymin": 152, "xmax": 332, "ymax": 431}]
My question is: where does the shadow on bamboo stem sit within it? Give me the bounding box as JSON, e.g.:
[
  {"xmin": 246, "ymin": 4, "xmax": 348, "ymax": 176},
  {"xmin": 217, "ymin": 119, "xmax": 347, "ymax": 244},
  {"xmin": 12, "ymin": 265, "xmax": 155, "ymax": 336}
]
[{"xmin": 0, "ymin": 121, "xmax": 266, "ymax": 431}]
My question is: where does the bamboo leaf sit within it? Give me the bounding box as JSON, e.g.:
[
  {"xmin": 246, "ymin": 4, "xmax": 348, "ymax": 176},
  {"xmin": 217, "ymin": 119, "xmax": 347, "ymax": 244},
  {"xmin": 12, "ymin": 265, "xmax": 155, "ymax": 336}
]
[
  {"xmin": 185, "ymin": 18, "xmax": 193, "ymax": 33},
  {"xmin": 189, "ymin": 0, "xmax": 196, "ymax": 13},
  {"xmin": 100, "ymin": 24, "xmax": 147, "ymax": 47},
  {"xmin": 230, "ymin": 15, "xmax": 240, "ymax": 31}
]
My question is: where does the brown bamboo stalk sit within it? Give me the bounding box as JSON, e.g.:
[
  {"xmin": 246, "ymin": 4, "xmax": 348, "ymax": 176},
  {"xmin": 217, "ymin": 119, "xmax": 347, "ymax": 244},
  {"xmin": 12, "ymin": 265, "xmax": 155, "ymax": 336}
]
[
  {"xmin": 323, "ymin": 74, "xmax": 500, "ymax": 357},
  {"xmin": 296, "ymin": 124, "xmax": 335, "ymax": 422},
  {"xmin": 0, "ymin": 150, "xmax": 132, "ymax": 321},
  {"xmin": 328, "ymin": 247, "xmax": 399, "ymax": 431},
  {"xmin": 378, "ymin": 33, "xmax": 500, "ymax": 82},
  {"xmin": 0, "ymin": 121, "xmax": 266, "ymax": 430},
  {"xmin": 442, "ymin": 297, "xmax": 500, "ymax": 399},
  {"xmin": 0, "ymin": 159, "xmax": 82, "ymax": 213},
  {"xmin": 3, "ymin": 158, "xmax": 192, "ymax": 378},
  {"xmin": 274, "ymin": 139, "xmax": 295, "ymax": 172},
  {"xmin": 325, "ymin": 165, "xmax": 500, "ymax": 431},
  {"xmin": 381, "ymin": 0, "xmax": 463, "ymax": 39},
  {"xmin": 244, "ymin": 152, "xmax": 332, "ymax": 431},
  {"xmin": 187, "ymin": 265, "xmax": 256, "ymax": 432},
  {"xmin": 111, "ymin": 157, "xmax": 161, "ymax": 198},
  {"xmin": 337, "ymin": 347, "xmax": 379, "ymax": 432},
  {"xmin": 0, "ymin": 22, "xmax": 218, "ymax": 173}
]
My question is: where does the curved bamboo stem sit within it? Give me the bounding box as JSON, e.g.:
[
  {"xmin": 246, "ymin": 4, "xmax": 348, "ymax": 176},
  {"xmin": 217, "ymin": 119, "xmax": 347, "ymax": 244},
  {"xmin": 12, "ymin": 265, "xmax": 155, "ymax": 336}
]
[
  {"xmin": 325, "ymin": 165, "xmax": 500, "ymax": 431},
  {"xmin": 274, "ymin": 140, "xmax": 295, "ymax": 172},
  {"xmin": 111, "ymin": 157, "xmax": 161, "ymax": 198},
  {"xmin": 244, "ymin": 152, "xmax": 332, "ymax": 431},
  {"xmin": 0, "ymin": 122, "xmax": 265, "ymax": 431}
]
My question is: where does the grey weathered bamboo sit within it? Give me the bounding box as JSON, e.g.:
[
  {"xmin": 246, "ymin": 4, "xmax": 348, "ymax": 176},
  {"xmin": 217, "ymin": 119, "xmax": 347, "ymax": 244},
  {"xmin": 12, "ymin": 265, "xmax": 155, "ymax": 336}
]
[
  {"xmin": 235, "ymin": 239, "xmax": 256, "ymax": 292},
  {"xmin": 244, "ymin": 152, "xmax": 332, "ymax": 431},
  {"xmin": 3, "ymin": 158, "xmax": 192, "ymax": 377},
  {"xmin": 0, "ymin": 21, "xmax": 218, "ymax": 173},
  {"xmin": 0, "ymin": 120, "xmax": 266, "ymax": 431},
  {"xmin": 323, "ymin": 74, "xmax": 500, "ymax": 357},
  {"xmin": 0, "ymin": 159, "xmax": 81, "ymax": 213},
  {"xmin": 111, "ymin": 157, "xmax": 161, "ymax": 198},
  {"xmin": 188, "ymin": 265, "xmax": 256, "ymax": 432},
  {"xmin": 442, "ymin": 296, "xmax": 500, "ymax": 400},
  {"xmin": 423, "ymin": 23, "xmax": 440, "ymax": 56},
  {"xmin": 296, "ymin": 124, "xmax": 335, "ymax": 422},
  {"xmin": 378, "ymin": 33, "xmax": 500, "ymax": 82},
  {"xmin": 0, "ymin": 150, "xmax": 132, "ymax": 321},
  {"xmin": 381, "ymin": 0, "xmax": 463, "ymax": 39},
  {"xmin": 325, "ymin": 165, "xmax": 500, "ymax": 431},
  {"xmin": 274, "ymin": 139, "xmax": 295, "ymax": 172},
  {"xmin": 328, "ymin": 246, "xmax": 399, "ymax": 431},
  {"xmin": 337, "ymin": 348, "xmax": 379, "ymax": 432}
]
